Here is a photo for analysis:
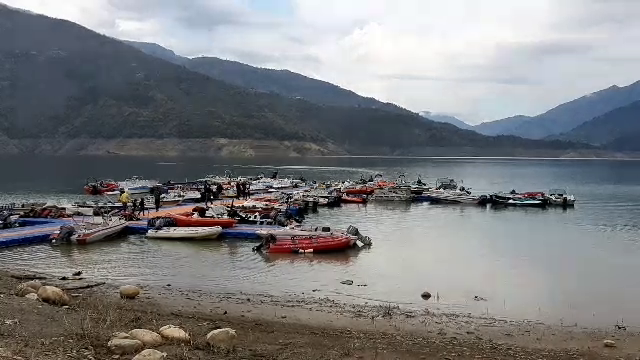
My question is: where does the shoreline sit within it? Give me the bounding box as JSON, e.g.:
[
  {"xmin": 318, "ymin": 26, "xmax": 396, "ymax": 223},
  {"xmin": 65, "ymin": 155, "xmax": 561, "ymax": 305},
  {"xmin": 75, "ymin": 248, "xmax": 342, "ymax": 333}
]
[{"xmin": 1, "ymin": 268, "xmax": 637, "ymax": 359}]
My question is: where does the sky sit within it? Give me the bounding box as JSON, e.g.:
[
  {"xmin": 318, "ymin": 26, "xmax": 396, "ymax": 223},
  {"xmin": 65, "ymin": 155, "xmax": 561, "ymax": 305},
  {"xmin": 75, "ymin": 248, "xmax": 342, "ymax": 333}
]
[{"xmin": 5, "ymin": 0, "xmax": 640, "ymax": 124}]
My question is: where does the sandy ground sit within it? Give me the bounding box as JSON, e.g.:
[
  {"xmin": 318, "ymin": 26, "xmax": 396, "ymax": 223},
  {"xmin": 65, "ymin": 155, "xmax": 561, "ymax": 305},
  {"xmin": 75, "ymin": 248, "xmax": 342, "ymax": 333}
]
[{"xmin": 0, "ymin": 269, "xmax": 638, "ymax": 359}]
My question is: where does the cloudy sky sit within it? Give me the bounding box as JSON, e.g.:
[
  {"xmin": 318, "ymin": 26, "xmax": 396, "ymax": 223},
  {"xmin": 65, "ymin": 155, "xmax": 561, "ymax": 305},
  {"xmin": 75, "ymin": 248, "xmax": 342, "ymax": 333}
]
[{"xmin": 5, "ymin": 0, "xmax": 640, "ymax": 123}]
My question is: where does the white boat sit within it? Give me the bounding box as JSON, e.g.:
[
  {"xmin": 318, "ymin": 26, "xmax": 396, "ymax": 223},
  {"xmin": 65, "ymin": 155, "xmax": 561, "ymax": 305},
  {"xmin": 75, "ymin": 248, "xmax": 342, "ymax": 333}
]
[
  {"xmin": 146, "ymin": 226, "xmax": 222, "ymax": 240},
  {"xmin": 546, "ymin": 189, "xmax": 576, "ymax": 206},
  {"xmin": 425, "ymin": 189, "xmax": 481, "ymax": 204},
  {"xmin": 50, "ymin": 217, "xmax": 128, "ymax": 245},
  {"xmin": 369, "ymin": 187, "xmax": 413, "ymax": 201},
  {"xmin": 118, "ymin": 176, "xmax": 157, "ymax": 194}
]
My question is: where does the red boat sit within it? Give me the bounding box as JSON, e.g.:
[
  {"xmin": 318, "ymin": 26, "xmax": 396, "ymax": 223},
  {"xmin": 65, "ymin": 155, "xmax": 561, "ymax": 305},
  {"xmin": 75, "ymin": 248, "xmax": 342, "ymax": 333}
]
[
  {"xmin": 84, "ymin": 179, "xmax": 119, "ymax": 195},
  {"xmin": 341, "ymin": 195, "xmax": 367, "ymax": 204},
  {"xmin": 521, "ymin": 192, "xmax": 546, "ymax": 199},
  {"xmin": 257, "ymin": 234, "xmax": 355, "ymax": 253},
  {"xmin": 169, "ymin": 213, "xmax": 237, "ymax": 228},
  {"xmin": 344, "ymin": 187, "xmax": 375, "ymax": 196}
]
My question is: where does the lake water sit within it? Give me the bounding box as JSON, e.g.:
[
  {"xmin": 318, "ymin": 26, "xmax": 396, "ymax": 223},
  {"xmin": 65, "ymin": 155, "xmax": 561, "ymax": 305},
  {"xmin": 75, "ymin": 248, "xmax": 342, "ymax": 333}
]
[{"xmin": 2, "ymin": 155, "xmax": 640, "ymax": 327}]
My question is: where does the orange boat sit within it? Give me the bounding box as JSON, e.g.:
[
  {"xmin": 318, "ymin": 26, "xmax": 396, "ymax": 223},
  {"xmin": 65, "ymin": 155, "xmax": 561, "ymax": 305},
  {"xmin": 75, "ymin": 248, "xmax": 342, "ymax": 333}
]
[
  {"xmin": 344, "ymin": 187, "xmax": 375, "ymax": 195},
  {"xmin": 169, "ymin": 213, "xmax": 237, "ymax": 228},
  {"xmin": 256, "ymin": 234, "xmax": 355, "ymax": 253},
  {"xmin": 341, "ymin": 195, "xmax": 367, "ymax": 204}
]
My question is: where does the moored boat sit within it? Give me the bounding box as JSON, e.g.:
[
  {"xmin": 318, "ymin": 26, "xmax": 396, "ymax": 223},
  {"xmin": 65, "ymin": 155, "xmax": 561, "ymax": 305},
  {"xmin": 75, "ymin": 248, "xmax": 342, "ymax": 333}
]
[
  {"xmin": 489, "ymin": 193, "xmax": 547, "ymax": 208},
  {"xmin": 84, "ymin": 178, "xmax": 119, "ymax": 195},
  {"xmin": 254, "ymin": 233, "xmax": 355, "ymax": 253},
  {"xmin": 146, "ymin": 226, "xmax": 222, "ymax": 240},
  {"xmin": 50, "ymin": 217, "xmax": 128, "ymax": 245},
  {"xmin": 546, "ymin": 189, "xmax": 576, "ymax": 206},
  {"xmin": 341, "ymin": 195, "xmax": 367, "ymax": 204},
  {"xmin": 369, "ymin": 187, "xmax": 412, "ymax": 201}
]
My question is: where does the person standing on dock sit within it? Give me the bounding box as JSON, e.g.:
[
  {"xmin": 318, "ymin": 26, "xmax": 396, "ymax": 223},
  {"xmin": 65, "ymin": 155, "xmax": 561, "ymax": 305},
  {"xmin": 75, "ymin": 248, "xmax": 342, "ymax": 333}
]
[
  {"xmin": 235, "ymin": 182, "xmax": 242, "ymax": 200},
  {"xmin": 138, "ymin": 197, "xmax": 146, "ymax": 216},
  {"xmin": 119, "ymin": 189, "xmax": 131, "ymax": 212},
  {"xmin": 153, "ymin": 185, "xmax": 162, "ymax": 212},
  {"xmin": 216, "ymin": 183, "xmax": 223, "ymax": 199}
]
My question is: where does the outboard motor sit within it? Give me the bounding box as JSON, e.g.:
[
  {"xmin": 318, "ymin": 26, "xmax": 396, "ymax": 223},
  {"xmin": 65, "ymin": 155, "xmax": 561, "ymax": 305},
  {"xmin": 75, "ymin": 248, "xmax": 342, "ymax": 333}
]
[
  {"xmin": 52, "ymin": 225, "xmax": 76, "ymax": 245},
  {"xmin": 0, "ymin": 211, "xmax": 15, "ymax": 229}
]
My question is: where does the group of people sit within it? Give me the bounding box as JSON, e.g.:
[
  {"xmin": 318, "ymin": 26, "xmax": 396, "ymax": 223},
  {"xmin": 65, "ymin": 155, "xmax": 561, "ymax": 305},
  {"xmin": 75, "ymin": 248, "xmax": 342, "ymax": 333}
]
[
  {"xmin": 202, "ymin": 182, "xmax": 224, "ymax": 206},
  {"xmin": 235, "ymin": 181, "xmax": 251, "ymax": 200},
  {"xmin": 118, "ymin": 186, "xmax": 164, "ymax": 215}
]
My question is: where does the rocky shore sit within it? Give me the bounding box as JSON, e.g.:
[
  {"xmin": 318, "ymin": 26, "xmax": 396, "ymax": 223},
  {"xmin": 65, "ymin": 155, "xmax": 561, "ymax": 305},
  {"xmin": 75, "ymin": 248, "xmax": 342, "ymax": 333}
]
[{"xmin": 0, "ymin": 269, "xmax": 638, "ymax": 359}]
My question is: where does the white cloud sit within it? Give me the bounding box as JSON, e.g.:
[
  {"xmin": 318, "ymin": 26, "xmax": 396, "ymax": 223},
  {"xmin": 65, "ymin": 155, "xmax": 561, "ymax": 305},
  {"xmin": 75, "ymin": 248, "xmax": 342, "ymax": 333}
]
[{"xmin": 4, "ymin": 0, "xmax": 640, "ymax": 123}]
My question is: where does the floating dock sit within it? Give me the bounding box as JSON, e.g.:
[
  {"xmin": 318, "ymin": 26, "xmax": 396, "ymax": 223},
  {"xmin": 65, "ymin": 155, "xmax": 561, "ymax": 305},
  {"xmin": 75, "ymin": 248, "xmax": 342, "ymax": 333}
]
[{"xmin": 0, "ymin": 202, "xmax": 280, "ymax": 249}]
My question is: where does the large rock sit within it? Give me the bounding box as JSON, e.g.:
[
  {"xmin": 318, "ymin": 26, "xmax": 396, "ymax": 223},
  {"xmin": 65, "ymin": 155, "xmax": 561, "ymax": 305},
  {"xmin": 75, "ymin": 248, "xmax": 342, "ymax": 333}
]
[
  {"xmin": 36, "ymin": 286, "xmax": 70, "ymax": 306},
  {"xmin": 128, "ymin": 329, "xmax": 163, "ymax": 347},
  {"xmin": 159, "ymin": 325, "xmax": 190, "ymax": 343},
  {"xmin": 15, "ymin": 281, "xmax": 42, "ymax": 297},
  {"xmin": 132, "ymin": 349, "xmax": 167, "ymax": 360},
  {"xmin": 107, "ymin": 338, "xmax": 143, "ymax": 355},
  {"xmin": 119, "ymin": 285, "xmax": 141, "ymax": 299},
  {"xmin": 205, "ymin": 328, "xmax": 237, "ymax": 349}
]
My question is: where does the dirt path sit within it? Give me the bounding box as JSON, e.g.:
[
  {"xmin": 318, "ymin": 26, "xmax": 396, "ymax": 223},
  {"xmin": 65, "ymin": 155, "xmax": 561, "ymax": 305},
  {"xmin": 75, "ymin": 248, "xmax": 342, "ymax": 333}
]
[{"xmin": 0, "ymin": 270, "xmax": 636, "ymax": 359}]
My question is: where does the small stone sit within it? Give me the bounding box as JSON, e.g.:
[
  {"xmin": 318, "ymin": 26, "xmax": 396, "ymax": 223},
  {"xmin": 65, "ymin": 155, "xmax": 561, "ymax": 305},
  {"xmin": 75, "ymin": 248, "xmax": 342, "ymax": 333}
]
[
  {"xmin": 128, "ymin": 329, "xmax": 163, "ymax": 347},
  {"xmin": 340, "ymin": 280, "xmax": 354, "ymax": 285},
  {"xmin": 119, "ymin": 285, "xmax": 141, "ymax": 299},
  {"xmin": 421, "ymin": 291, "xmax": 432, "ymax": 300},
  {"xmin": 24, "ymin": 293, "xmax": 39, "ymax": 301},
  {"xmin": 205, "ymin": 328, "xmax": 237, "ymax": 349},
  {"xmin": 37, "ymin": 286, "xmax": 71, "ymax": 306},
  {"xmin": 132, "ymin": 349, "xmax": 167, "ymax": 360},
  {"xmin": 159, "ymin": 325, "xmax": 190, "ymax": 343},
  {"xmin": 603, "ymin": 339, "xmax": 616, "ymax": 347},
  {"xmin": 111, "ymin": 332, "xmax": 131, "ymax": 340},
  {"xmin": 107, "ymin": 339, "xmax": 143, "ymax": 355}
]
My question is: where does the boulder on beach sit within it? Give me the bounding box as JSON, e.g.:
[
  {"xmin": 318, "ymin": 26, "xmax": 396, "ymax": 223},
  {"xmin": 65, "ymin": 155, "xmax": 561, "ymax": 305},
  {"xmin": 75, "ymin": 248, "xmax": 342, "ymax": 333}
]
[
  {"xmin": 107, "ymin": 338, "xmax": 143, "ymax": 355},
  {"xmin": 128, "ymin": 329, "xmax": 163, "ymax": 347},
  {"xmin": 119, "ymin": 285, "xmax": 141, "ymax": 299},
  {"xmin": 132, "ymin": 349, "xmax": 167, "ymax": 360},
  {"xmin": 205, "ymin": 328, "xmax": 237, "ymax": 349},
  {"xmin": 159, "ymin": 325, "xmax": 190, "ymax": 343},
  {"xmin": 112, "ymin": 332, "xmax": 132, "ymax": 340},
  {"xmin": 420, "ymin": 291, "xmax": 432, "ymax": 300},
  {"xmin": 603, "ymin": 339, "xmax": 616, "ymax": 347},
  {"xmin": 37, "ymin": 286, "xmax": 70, "ymax": 306},
  {"xmin": 15, "ymin": 280, "xmax": 42, "ymax": 297}
]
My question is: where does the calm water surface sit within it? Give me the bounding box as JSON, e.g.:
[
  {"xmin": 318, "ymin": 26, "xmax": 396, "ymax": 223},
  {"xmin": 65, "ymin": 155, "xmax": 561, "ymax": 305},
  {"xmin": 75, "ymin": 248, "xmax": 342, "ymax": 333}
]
[{"xmin": 2, "ymin": 155, "xmax": 640, "ymax": 327}]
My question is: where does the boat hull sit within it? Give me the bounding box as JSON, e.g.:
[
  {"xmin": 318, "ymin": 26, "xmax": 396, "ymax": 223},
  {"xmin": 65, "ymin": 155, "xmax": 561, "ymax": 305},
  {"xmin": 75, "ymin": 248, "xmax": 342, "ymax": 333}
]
[
  {"xmin": 147, "ymin": 227, "xmax": 222, "ymax": 240},
  {"xmin": 169, "ymin": 213, "xmax": 237, "ymax": 228},
  {"xmin": 265, "ymin": 235, "xmax": 355, "ymax": 253}
]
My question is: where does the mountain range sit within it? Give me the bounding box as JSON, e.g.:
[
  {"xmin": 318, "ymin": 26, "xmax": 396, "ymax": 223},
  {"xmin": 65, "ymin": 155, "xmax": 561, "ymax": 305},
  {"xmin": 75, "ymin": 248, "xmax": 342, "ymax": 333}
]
[
  {"xmin": 475, "ymin": 82, "xmax": 640, "ymax": 140},
  {"xmin": 0, "ymin": 3, "xmax": 599, "ymax": 156},
  {"xmin": 418, "ymin": 111, "xmax": 473, "ymax": 130}
]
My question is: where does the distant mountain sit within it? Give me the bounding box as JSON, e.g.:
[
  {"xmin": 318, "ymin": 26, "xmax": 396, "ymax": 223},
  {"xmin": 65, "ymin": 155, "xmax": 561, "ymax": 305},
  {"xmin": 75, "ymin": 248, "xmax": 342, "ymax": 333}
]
[
  {"xmin": 126, "ymin": 41, "xmax": 412, "ymax": 115},
  {"xmin": 0, "ymin": 4, "xmax": 594, "ymax": 156},
  {"xmin": 474, "ymin": 115, "xmax": 533, "ymax": 136},
  {"xmin": 475, "ymin": 82, "xmax": 640, "ymax": 139},
  {"xmin": 559, "ymin": 100, "xmax": 640, "ymax": 150},
  {"xmin": 419, "ymin": 111, "xmax": 473, "ymax": 130}
]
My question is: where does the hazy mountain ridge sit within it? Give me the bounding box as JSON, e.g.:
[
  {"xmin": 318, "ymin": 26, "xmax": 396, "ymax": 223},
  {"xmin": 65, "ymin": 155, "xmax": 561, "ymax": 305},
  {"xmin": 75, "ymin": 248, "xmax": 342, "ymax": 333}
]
[
  {"xmin": 126, "ymin": 40, "xmax": 413, "ymax": 115},
  {"xmin": 474, "ymin": 82, "xmax": 640, "ymax": 139},
  {"xmin": 419, "ymin": 111, "xmax": 473, "ymax": 130},
  {"xmin": 558, "ymin": 100, "xmax": 640, "ymax": 150},
  {"xmin": 0, "ymin": 4, "xmax": 596, "ymax": 156}
]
